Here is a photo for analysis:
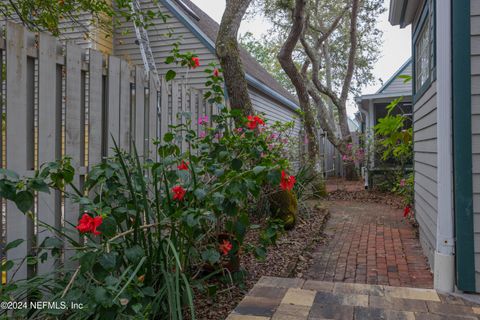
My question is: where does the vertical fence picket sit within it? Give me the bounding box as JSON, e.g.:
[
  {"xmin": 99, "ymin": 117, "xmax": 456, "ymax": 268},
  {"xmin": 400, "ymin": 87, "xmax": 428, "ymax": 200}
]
[
  {"xmin": 160, "ymin": 77, "xmax": 169, "ymax": 138},
  {"xmin": 148, "ymin": 76, "xmax": 157, "ymax": 158},
  {"xmin": 134, "ymin": 67, "xmax": 145, "ymax": 157},
  {"xmin": 37, "ymin": 32, "xmax": 62, "ymax": 274},
  {"xmin": 190, "ymin": 88, "xmax": 197, "ymax": 136},
  {"xmin": 107, "ymin": 56, "xmax": 120, "ymax": 155},
  {"xmin": 181, "ymin": 84, "xmax": 187, "ymax": 151},
  {"xmin": 88, "ymin": 50, "xmax": 104, "ymax": 165},
  {"xmin": 171, "ymin": 81, "xmax": 179, "ymax": 130},
  {"xmin": 119, "ymin": 61, "xmax": 130, "ymax": 151},
  {"xmin": 64, "ymin": 43, "xmax": 83, "ymax": 269},
  {"xmin": 5, "ymin": 22, "xmax": 32, "ymax": 281}
]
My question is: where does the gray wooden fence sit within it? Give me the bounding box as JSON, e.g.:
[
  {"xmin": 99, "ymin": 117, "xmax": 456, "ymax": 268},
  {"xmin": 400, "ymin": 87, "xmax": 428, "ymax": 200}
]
[{"xmin": 0, "ymin": 22, "xmax": 218, "ymax": 281}]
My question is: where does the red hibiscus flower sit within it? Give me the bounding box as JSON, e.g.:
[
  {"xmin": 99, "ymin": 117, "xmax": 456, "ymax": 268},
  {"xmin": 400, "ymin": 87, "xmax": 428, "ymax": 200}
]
[
  {"xmin": 280, "ymin": 170, "xmax": 296, "ymax": 191},
  {"xmin": 191, "ymin": 57, "xmax": 200, "ymax": 69},
  {"xmin": 246, "ymin": 115, "xmax": 265, "ymax": 130},
  {"xmin": 219, "ymin": 240, "xmax": 233, "ymax": 255},
  {"xmin": 76, "ymin": 213, "xmax": 103, "ymax": 235},
  {"xmin": 213, "ymin": 68, "xmax": 219, "ymax": 77},
  {"xmin": 177, "ymin": 160, "xmax": 189, "ymax": 171},
  {"xmin": 172, "ymin": 185, "xmax": 186, "ymax": 201},
  {"xmin": 403, "ymin": 205, "xmax": 411, "ymax": 217}
]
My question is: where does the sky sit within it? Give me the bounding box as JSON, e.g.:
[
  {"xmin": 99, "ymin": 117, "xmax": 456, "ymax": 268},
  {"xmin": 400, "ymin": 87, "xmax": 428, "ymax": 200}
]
[{"xmin": 190, "ymin": 0, "xmax": 411, "ymax": 116}]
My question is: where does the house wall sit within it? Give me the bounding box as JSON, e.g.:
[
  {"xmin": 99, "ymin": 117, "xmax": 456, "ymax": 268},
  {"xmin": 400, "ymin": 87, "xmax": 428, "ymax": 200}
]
[
  {"xmin": 112, "ymin": 0, "xmax": 301, "ymax": 133},
  {"xmin": 470, "ymin": 0, "xmax": 480, "ymax": 289},
  {"xmin": 380, "ymin": 63, "xmax": 413, "ymax": 94},
  {"xmin": 413, "ymin": 83, "xmax": 437, "ymax": 267}
]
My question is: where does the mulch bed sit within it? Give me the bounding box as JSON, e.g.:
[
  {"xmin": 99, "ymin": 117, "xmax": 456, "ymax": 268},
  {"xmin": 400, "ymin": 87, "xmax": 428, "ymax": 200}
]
[
  {"xmin": 327, "ymin": 189, "xmax": 405, "ymax": 208},
  {"xmin": 192, "ymin": 202, "xmax": 329, "ymax": 320}
]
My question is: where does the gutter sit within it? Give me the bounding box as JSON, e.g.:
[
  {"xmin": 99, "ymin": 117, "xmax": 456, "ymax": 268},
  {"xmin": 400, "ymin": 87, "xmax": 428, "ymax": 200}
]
[{"xmin": 160, "ymin": 0, "xmax": 300, "ymax": 111}]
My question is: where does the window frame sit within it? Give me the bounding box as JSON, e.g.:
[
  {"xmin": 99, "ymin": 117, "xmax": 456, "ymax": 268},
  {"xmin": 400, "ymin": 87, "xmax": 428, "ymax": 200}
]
[{"xmin": 412, "ymin": 0, "xmax": 436, "ymax": 102}]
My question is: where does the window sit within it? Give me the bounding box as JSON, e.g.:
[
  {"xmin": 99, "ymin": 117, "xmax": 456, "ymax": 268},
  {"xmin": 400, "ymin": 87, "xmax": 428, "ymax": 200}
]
[{"xmin": 413, "ymin": 0, "xmax": 435, "ymax": 97}]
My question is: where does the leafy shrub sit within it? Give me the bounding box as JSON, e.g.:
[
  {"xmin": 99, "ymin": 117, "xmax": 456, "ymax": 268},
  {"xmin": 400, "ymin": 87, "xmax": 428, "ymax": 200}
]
[{"xmin": 0, "ymin": 65, "xmax": 297, "ymax": 319}]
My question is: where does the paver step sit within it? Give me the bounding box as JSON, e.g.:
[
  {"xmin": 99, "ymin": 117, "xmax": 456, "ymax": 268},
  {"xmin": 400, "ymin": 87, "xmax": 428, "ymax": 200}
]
[{"xmin": 228, "ymin": 277, "xmax": 480, "ymax": 320}]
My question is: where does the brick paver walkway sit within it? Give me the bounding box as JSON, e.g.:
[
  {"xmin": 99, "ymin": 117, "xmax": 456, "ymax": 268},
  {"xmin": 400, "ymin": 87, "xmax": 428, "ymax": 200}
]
[
  {"xmin": 228, "ymin": 277, "xmax": 480, "ymax": 319},
  {"xmin": 305, "ymin": 200, "xmax": 433, "ymax": 288}
]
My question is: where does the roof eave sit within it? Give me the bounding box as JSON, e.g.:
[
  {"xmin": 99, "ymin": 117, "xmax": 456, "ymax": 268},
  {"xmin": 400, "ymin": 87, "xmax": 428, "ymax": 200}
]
[
  {"xmin": 160, "ymin": 0, "xmax": 300, "ymax": 111},
  {"xmin": 389, "ymin": 0, "xmax": 420, "ymax": 28}
]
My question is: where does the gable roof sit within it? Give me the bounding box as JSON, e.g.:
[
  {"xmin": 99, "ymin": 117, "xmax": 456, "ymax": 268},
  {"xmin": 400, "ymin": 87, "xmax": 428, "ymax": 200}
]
[
  {"xmin": 376, "ymin": 58, "xmax": 412, "ymax": 95},
  {"xmin": 160, "ymin": 0, "xmax": 299, "ymax": 110}
]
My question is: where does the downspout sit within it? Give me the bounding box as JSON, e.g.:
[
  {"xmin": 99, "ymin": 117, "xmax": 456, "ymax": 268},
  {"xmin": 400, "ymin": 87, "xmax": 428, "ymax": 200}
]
[
  {"xmin": 434, "ymin": 0, "xmax": 455, "ymax": 292},
  {"xmin": 358, "ymin": 107, "xmax": 369, "ymax": 189}
]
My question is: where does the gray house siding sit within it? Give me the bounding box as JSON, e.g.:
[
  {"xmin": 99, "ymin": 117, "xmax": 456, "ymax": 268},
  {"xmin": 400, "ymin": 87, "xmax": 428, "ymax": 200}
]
[
  {"xmin": 471, "ymin": 0, "xmax": 480, "ymax": 289},
  {"xmin": 113, "ymin": 2, "xmax": 218, "ymax": 88},
  {"xmin": 380, "ymin": 62, "xmax": 413, "ymax": 95},
  {"xmin": 413, "ymin": 82, "xmax": 438, "ymax": 268},
  {"xmin": 113, "ymin": 1, "xmax": 300, "ymax": 132}
]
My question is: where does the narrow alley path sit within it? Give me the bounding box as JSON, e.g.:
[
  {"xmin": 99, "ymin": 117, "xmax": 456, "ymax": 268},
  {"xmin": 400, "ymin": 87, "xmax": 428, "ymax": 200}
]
[{"xmin": 305, "ymin": 200, "xmax": 433, "ymax": 288}]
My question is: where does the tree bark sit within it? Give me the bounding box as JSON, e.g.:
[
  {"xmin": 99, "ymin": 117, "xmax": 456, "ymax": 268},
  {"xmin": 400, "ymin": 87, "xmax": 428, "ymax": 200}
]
[
  {"xmin": 216, "ymin": 0, "xmax": 254, "ymax": 116},
  {"xmin": 278, "ymin": 0, "xmax": 320, "ymax": 168}
]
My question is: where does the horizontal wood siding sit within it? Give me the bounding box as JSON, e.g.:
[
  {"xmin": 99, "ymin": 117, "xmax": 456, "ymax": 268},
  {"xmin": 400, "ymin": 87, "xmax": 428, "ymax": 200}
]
[
  {"xmin": 381, "ymin": 62, "xmax": 412, "ymax": 94},
  {"xmin": 249, "ymin": 87, "xmax": 301, "ymax": 134},
  {"xmin": 113, "ymin": 1, "xmax": 218, "ymax": 88},
  {"xmin": 471, "ymin": 0, "xmax": 480, "ymax": 289},
  {"xmin": 413, "ymin": 81, "xmax": 438, "ymax": 267}
]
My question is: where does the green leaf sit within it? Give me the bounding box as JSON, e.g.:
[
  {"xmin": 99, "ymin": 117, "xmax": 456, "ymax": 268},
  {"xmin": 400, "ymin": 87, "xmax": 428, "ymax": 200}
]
[
  {"xmin": 0, "ymin": 168, "xmax": 19, "ymax": 179},
  {"xmin": 15, "ymin": 191, "xmax": 34, "ymax": 213},
  {"xmin": 93, "ymin": 286, "xmax": 112, "ymax": 308},
  {"xmin": 166, "ymin": 70, "xmax": 176, "ymax": 81},
  {"xmin": 125, "ymin": 245, "xmax": 144, "ymax": 264},
  {"xmin": 5, "ymin": 239, "xmax": 24, "ymax": 252},
  {"xmin": 163, "ymin": 132, "xmax": 175, "ymax": 143},
  {"xmin": 99, "ymin": 252, "xmax": 117, "ymax": 271},
  {"xmin": 231, "ymin": 158, "xmax": 243, "ymax": 171},
  {"xmin": 1, "ymin": 260, "xmax": 14, "ymax": 272},
  {"xmin": 165, "ymin": 56, "xmax": 175, "ymax": 64},
  {"xmin": 267, "ymin": 170, "xmax": 281, "ymax": 185},
  {"xmin": 98, "ymin": 216, "xmax": 117, "ymax": 237},
  {"xmin": 29, "ymin": 178, "xmax": 50, "ymax": 193},
  {"xmin": 80, "ymin": 252, "xmax": 97, "ymax": 272},
  {"xmin": 253, "ymin": 166, "xmax": 266, "ymax": 175},
  {"xmin": 194, "ymin": 188, "xmax": 207, "ymax": 200},
  {"xmin": 201, "ymin": 249, "xmax": 220, "ymax": 265},
  {"xmin": 255, "ymin": 247, "xmax": 267, "ymax": 260}
]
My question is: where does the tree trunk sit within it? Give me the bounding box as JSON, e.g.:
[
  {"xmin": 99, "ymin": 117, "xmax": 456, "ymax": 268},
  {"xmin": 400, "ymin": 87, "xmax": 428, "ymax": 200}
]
[
  {"xmin": 216, "ymin": 0, "xmax": 254, "ymax": 116},
  {"xmin": 278, "ymin": 0, "xmax": 321, "ymax": 170}
]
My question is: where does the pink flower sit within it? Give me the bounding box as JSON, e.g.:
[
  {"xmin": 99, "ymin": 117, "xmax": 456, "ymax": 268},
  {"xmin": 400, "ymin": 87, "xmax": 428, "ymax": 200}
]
[
  {"xmin": 198, "ymin": 115, "xmax": 209, "ymax": 125},
  {"xmin": 347, "ymin": 143, "xmax": 353, "ymax": 150},
  {"xmin": 399, "ymin": 179, "xmax": 406, "ymax": 187},
  {"xmin": 342, "ymin": 155, "xmax": 348, "ymax": 161},
  {"xmin": 213, "ymin": 68, "xmax": 220, "ymax": 77},
  {"xmin": 199, "ymin": 131, "xmax": 206, "ymax": 139},
  {"xmin": 260, "ymin": 152, "xmax": 266, "ymax": 158},
  {"xmin": 236, "ymin": 127, "xmax": 243, "ymax": 133},
  {"xmin": 269, "ymin": 133, "xmax": 279, "ymax": 140},
  {"xmin": 268, "ymin": 144, "xmax": 274, "ymax": 151},
  {"xmin": 214, "ymin": 132, "xmax": 223, "ymax": 140}
]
